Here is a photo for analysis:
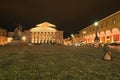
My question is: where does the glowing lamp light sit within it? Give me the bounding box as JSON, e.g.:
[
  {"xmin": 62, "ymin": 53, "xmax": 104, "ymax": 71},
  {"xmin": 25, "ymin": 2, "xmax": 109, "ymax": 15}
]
[
  {"xmin": 83, "ymin": 31, "xmax": 86, "ymax": 34},
  {"xmin": 22, "ymin": 36, "xmax": 26, "ymax": 41},
  {"xmin": 94, "ymin": 22, "xmax": 98, "ymax": 26},
  {"xmin": 71, "ymin": 34, "xmax": 74, "ymax": 38}
]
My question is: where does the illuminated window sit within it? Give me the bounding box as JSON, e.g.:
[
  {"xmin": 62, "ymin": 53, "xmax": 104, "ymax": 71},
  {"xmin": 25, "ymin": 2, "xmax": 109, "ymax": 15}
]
[{"xmin": 113, "ymin": 18, "xmax": 116, "ymax": 25}]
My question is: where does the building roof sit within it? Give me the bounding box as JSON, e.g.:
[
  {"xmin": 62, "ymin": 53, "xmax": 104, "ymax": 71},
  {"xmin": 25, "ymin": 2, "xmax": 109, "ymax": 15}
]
[
  {"xmin": 36, "ymin": 22, "xmax": 56, "ymax": 28},
  {"xmin": 30, "ymin": 22, "xmax": 57, "ymax": 32}
]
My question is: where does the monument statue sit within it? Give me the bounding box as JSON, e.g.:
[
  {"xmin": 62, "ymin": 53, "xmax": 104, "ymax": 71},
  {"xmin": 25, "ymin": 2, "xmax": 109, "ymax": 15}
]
[{"xmin": 13, "ymin": 25, "xmax": 22, "ymax": 40}]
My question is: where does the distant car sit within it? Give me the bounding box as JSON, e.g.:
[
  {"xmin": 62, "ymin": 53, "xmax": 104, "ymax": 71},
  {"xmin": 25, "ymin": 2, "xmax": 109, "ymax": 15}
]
[{"xmin": 109, "ymin": 43, "xmax": 120, "ymax": 46}]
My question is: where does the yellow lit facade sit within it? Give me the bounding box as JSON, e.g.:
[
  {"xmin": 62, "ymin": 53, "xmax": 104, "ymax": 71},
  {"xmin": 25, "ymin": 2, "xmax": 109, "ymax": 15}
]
[
  {"xmin": 79, "ymin": 10, "xmax": 120, "ymax": 43},
  {"xmin": 29, "ymin": 22, "xmax": 64, "ymax": 44},
  {"xmin": 64, "ymin": 34, "xmax": 79, "ymax": 46},
  {"xmin": 0, "ymin": 28, "xmax": 7, "ymax": 45}
]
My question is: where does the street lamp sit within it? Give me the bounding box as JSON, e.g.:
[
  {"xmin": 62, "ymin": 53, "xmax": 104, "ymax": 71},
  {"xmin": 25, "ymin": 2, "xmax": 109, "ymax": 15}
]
[
  {"xmin": 71, "ymin": 34, "xmax": 74, "ymax": 38},
  {"xmin": 94, "ymin": 22, "xmax": 100, "ymax": 47},
  {"xmin": 71, "ymin": 34, "xmax": 74, "ymax": 44},
  {"xmin": 94, "ymin": 22, "xmax": 98, "ymax": 26},
  {"xmin": 83, "ymin": 31, "xmax": 86, "ymax": 34},
  {"xmin": 22, "ymin": 36, "xmax": 26, "ymax": 41}
]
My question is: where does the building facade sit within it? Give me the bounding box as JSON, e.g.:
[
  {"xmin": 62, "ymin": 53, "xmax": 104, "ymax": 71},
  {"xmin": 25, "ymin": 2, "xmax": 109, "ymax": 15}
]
[
  {"xmin": 0, "ymin": 28, "xmax": 7, "ymax": 45},
  {"xmin": 7, "ymin": 22, "xmax": 64, "ymax": 45},
  {"xmin": 79, "ymin": 10, "xmax": 120, "ymax": 44},
  {"xmin": 30, "ymin": 22, "xmax": 63, "ymax": 44},
  {"xmin": 26, "ymin": 22, "xmax": 64, "ymax": 44}
]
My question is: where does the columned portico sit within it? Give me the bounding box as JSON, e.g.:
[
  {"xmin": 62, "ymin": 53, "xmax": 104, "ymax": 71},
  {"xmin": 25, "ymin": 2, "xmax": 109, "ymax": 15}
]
[
  {"xmin": 30, "ymin": 22, "xmax": 63, "ymax": 44},
  {"xmin": 31, "ymin": 32, "xmax": 57, "ymax": 44}
]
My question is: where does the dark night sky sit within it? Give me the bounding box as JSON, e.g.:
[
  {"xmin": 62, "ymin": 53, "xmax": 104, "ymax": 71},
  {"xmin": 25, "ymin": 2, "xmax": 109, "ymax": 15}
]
[{"xmin": 0, "ymin": 0, "xmax": 120, "ymax": 37}]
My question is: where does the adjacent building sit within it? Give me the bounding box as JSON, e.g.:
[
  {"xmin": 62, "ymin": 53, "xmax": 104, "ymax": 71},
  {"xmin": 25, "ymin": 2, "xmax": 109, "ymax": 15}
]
[
  {"xmin": 79, "ymin": 10, "xmax": 120, "ymax": 44},
  {"xmin": 0, "ymin": 28, "xmax": 7, "ymax": 45}
]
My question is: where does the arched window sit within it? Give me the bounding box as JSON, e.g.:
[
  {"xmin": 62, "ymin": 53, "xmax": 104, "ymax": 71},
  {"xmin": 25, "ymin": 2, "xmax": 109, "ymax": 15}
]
[
  {"xmin": 112, "ymin": 28, "xmax": 120, "ymax": 42},
  {"xmin": 106, "ymin": 30, "xmax": 112, "ymax": 42}
]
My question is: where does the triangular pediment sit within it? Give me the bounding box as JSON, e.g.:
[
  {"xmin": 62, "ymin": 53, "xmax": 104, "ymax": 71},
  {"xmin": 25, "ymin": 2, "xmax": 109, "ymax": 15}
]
[
  {"xmin": 36, "ymin": 22, "xmax": 56, "ymax": 28},
  {"xmin": 30, "ymin": 22, "xmax": 57, "ymax": 32}
]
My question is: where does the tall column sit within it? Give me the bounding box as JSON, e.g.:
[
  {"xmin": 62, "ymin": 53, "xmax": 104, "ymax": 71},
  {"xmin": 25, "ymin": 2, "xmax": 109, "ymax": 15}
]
[
  {"xmin": 38, "ymin": 32, "xmax": 39, "ymax": 43},
  {"xmin": 31, "ymin": 32, "xmax": 33, "ymax": 43},
  {"xmin": 42, "ymin": 32, "xmax": 44, "ymax": 43},
  {"xmin": 37, "ymin": 32, "xmax": 39, "ymax": 43},
  {"xmin": 45, "ymin": 32, "xmax": 47, "ymax": 43},
  {"xmin": 46, "ymin": 32, "xmax": 48, "ymax": 43},
  {"xmin": 32, "ymin": 32, "xmax": 34, "ymax": 43},
  {"xmin": 48, "ymin": 32, "xmax": 50, "ymax": 44},
  {"xmin": 54, "ymin": 32, "xmax": 56, "ymax": 43},
  {"xmin": 35, "ymin": 32, "xmax": 37, "ymax": 43},
  {"xmin": 38, "ymin": 32, "xmax": 40, "ymax": 43},
  {"xmin": 40, "ymin": 32, "xmax": 41, "ymax": 43},
  {"xmin": 36, "ymin": 32, "xmax": 37, "ymax": 43},
  {"xmin": 34, "ymin": 32, "xmax": 36, "ymax": 43},
  {"xmin": 43, "ymin": 32, "xmax": 45, "ymax": 43},
  {"xmin": 33, "ymin": 32, "xmax": 35, "ymax": 43},
  {"xmin": 31, "ymin": 32, "xmax": 32, "ymax": 43},
  {"xmin": 50, "ymin": 32, "xmax": 51, "ymax": 42}
]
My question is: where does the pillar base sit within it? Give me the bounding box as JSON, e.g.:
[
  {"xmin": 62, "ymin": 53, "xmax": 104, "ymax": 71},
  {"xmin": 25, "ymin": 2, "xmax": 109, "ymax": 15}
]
[{"xmin": 103, "ymin": 52, "xmax": 112, "ymax": 61}]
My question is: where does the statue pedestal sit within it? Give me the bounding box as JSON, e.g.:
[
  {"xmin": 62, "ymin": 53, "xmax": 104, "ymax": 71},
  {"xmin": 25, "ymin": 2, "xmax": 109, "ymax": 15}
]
[
  {"xmin": 9, "ymin": 40, "xmax": 27, "ymax": 45},
  {"xmin": 103, "ymin": 52, "xmax": 112, "ymax": 61}
]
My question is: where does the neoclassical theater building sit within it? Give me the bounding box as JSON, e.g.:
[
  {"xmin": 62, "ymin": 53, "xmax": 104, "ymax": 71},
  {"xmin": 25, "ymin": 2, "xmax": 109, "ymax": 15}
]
[
  {"xmin": 0, "ymin": 28, "xmax": 7, "ymax": 45},
  {"xmin": 79, "ymin": 10, "xmax": 120, "ymax": 43},
  {"xmin": 26, "ymin": 22, "xmax": 64, "ymax": 44},
  {"xmin": 7, "ymin": 22, "xmax": 64, "ymax": 45}
]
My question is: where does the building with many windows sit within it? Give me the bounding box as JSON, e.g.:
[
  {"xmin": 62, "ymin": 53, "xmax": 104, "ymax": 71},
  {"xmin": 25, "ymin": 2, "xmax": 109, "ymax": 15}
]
[
  {"xmin": 0, "ymin": 28, "xmax": 7, "ymax": 45},
  {"xmin": 79, "ymin": 10, "xmax": 120, "ymax": 44}
]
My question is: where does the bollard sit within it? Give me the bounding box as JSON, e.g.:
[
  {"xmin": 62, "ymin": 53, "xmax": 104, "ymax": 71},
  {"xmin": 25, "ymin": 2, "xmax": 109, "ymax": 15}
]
[{"xmin": 103, "ymin": 43, "xmax": 112, "ymax": 61}]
